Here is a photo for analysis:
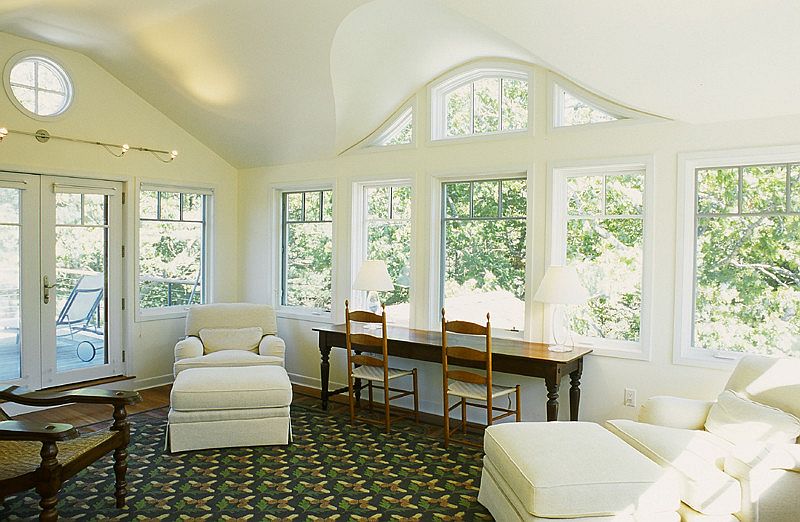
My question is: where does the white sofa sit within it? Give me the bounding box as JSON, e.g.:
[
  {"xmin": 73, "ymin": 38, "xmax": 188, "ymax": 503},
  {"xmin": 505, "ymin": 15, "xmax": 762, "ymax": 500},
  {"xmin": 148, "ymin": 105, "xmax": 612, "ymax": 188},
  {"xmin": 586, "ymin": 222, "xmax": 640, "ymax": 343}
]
[
  {"xmin": 173, "ymin": 303, "xmax": 286, "ymax": 376},
  {"xmin": 607, "ymin": 355, "xmax": 800, "ymax": 522}
]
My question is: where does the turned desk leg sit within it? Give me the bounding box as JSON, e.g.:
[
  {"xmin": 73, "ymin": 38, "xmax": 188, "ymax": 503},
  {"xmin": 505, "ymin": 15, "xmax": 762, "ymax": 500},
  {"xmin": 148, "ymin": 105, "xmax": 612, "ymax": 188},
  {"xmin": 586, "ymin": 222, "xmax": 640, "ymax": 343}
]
[
  {"xmin": 545, "ymin": 376, "xmax": 560, "ymax": 422},
  {"xmin": 569, "ymin": 363, "xmax": 583, "ymax": 421},
  {"xmin": 320, "ymin": 343, "xmax": 331, "ymax": 410}
]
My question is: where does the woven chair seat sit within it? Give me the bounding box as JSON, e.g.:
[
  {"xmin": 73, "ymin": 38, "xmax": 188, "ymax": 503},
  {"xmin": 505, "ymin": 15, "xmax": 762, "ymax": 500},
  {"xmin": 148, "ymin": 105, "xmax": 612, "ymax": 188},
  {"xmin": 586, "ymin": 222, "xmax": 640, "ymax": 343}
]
[{"xmin": 0, "ymin": 431, "xmax": 115, "ymax": 481}]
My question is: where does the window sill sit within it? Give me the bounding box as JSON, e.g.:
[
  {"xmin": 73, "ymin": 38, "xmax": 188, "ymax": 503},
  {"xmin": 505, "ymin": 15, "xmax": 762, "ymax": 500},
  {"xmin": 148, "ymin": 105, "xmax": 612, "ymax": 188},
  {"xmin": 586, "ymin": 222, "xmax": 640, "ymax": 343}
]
[
  {"xmin": 427, "ymin": 128, "xmax": 530, "ymax": 147},
  {"xmin": 572, "ymin": 339, "xmax": 649, "ymax": 361},
  {"xmin": 674, "ymin": 348, "xmax": 743, "ymax": 370},
  {"xmin": 135, "ymin": 307, "xmax": 190, "ymax": 323},
  {"xmin": 276, "ymin": 308, "xmax": 333, "ymax": 324}
]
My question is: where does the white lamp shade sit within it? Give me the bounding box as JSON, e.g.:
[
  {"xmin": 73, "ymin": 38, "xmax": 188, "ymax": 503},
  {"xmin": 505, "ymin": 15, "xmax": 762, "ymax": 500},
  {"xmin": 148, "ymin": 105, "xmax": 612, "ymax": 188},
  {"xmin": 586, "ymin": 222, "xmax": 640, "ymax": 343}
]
[
  {"xmin": 353, "ymin": 260, "xmax": 394, "ymax": 291},
  {"xmin": 533, "ymin": 265, "xmax": 589, "ymax": 305}
]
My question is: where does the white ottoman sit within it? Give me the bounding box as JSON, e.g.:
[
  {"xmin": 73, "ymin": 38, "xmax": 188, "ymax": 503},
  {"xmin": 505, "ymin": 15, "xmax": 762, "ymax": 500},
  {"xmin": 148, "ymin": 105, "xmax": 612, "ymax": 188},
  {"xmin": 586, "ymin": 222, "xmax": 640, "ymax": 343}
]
[
  {"xmin": 168, "ymin": 365, "xmax": 292, "ymax": 452},
  {"xmin": 478, "ymin": 422, "xmax": 681, "ymax": 521}
]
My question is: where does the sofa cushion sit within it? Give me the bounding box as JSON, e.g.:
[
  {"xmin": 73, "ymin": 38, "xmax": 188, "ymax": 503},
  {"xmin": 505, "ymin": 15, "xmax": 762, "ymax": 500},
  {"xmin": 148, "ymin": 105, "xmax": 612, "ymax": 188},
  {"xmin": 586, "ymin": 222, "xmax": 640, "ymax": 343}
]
[
  {"xmin": 199, "ymin": 326, "xmax": 262, "ymax": 353},
  {"xmin": 483, "ymin": 422, "xmax": 679, "ymax": 518},
  {"xmin": 171, "ymin": 366, "xmax": 291, "ymax": 411},
  {"xmin": 606, "ymin": 419, "xmax": 741, "ymax": 516},
  {"xmin": 705, "ymin": 390, "xmax": 800, "ymax": 446},
  {"xmin": 173, "ymin": 350, "xmax": 284, "ymax": 375}
]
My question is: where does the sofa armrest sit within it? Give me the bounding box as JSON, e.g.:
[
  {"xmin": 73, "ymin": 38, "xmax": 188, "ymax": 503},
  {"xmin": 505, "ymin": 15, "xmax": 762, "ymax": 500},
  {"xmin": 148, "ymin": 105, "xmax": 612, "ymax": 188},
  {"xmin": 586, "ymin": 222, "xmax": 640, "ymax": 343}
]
[
  {"xmin": 259, "ymin": 335, "xmax": 285, "ymax": 362},
  {"xmin": 725, "ymin": 443, "xmax": 800, "ymax": 478},
  {"xmin": 175, "ymin": 336, "xmax": 204, "ymax": 361},
  {"xmin": 638, "ymin": 396, "xmax": 714, "ymax": 429}
]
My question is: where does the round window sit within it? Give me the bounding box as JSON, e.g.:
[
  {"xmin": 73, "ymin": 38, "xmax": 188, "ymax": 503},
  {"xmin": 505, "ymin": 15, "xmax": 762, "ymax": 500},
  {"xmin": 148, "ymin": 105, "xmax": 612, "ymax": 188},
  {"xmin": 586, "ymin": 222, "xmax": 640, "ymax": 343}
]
[{"xmin": 6, "ymin": 55, "xmax": 73, "ymax": 117}]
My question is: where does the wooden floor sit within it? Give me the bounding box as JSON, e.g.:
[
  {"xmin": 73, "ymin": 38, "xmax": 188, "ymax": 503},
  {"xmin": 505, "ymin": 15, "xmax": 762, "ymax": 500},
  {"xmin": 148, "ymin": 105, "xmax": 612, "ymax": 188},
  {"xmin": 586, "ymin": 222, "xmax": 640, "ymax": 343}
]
[{"xmin": 13, "ymin": 383, "xmax": 485, "ymax": 442}]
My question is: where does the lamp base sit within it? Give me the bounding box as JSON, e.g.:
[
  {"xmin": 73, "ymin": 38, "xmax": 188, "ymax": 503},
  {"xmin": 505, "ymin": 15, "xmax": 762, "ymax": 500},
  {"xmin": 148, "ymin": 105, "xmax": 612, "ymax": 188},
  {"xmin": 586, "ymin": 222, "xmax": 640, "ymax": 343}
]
[{"xmin": 547, "ymin": 344, "xmax": 574, "ymax": 353}]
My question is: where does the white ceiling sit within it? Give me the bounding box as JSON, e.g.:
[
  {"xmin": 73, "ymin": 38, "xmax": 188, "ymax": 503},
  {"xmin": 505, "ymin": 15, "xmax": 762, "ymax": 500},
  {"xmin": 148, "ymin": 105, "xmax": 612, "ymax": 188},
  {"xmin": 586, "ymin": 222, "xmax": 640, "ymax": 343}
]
[{"xmin": 2, "ymin": 1, "xmax": 800, "ymax": 168}]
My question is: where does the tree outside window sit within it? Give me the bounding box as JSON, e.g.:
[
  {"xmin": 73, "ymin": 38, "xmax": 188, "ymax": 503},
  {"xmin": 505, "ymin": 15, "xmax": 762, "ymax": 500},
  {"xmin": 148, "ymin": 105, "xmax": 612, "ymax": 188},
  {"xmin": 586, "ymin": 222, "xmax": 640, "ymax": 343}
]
[
  {"xmin": 693, "ymin": 164, "xmax": 800, "ymax": 356},
  {"xmin": 363, "ymin": 184, "xmax": 411, "ymax": 324},
  {"xmin": 562, "ymin": 171, "xmax": 645, "ymax": 343},
  {"xmin": 139, "ymin": 189, "xmax": 207, "ymax": 310},
  {"xmin": 282, "ymin": 189, "xmax": 333, "ymax": 311},
  {"xmin": 441, "ymin": 178, "xmax": 527, "ymax": 331}
]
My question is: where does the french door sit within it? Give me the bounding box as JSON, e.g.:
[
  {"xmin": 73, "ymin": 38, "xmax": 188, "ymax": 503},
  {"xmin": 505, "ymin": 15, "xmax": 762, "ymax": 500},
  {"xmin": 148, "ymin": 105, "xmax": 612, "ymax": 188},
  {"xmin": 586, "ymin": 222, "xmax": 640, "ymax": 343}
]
[{"xmin": 0, "ymin": 172, "xmax": 123, "ymax": 390}]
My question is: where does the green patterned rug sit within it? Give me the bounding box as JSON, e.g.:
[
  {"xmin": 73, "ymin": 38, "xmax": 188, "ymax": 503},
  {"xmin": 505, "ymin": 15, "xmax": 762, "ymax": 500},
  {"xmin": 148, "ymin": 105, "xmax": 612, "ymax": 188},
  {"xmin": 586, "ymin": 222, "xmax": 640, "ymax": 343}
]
[{"xmin": 1, "ymin": 404, "xmax": 492, "ymax": 520}]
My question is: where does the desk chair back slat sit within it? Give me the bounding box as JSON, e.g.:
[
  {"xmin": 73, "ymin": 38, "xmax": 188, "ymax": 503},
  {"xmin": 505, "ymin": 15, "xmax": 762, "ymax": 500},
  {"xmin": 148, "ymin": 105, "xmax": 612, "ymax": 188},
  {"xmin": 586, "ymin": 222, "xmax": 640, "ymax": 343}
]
[
  {"xmin": 446, "ymin": 345, "xmax": 488, "ymax": 362},
  {"xmin": 351, "ymin": 354, "xmax": 384, "ymax": 367},
  {"xmin": 448, "ymin": 369, "xmax": 487, "ymax": 385}
]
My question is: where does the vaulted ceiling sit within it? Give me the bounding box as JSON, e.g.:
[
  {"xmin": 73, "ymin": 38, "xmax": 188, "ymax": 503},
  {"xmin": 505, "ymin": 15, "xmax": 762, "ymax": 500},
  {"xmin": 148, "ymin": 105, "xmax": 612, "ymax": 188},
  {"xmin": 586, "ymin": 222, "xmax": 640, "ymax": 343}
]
[{"xmin": 1, "ymin": 1, "xmax": 799, "ymax": 168}]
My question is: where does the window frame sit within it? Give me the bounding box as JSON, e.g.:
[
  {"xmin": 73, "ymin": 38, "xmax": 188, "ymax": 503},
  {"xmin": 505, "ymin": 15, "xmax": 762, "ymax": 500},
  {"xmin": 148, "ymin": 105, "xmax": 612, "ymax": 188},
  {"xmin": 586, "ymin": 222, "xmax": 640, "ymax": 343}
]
[
  {"xmin": 3, "ymin": 51, "xmax": 74, "ymax": 120},
  {"xmin": 549, "ymin": 157, "xmax": 655, "ymax": 360},
  {"xmin": 134, "ymin": 182, "xmax": 214, "ymax": 322},
  {"xmin": 275, "ymin": 184, "xmax": 336, "ymax": 320},
  {"xmin": 368, "ymin": 104, "xmax": 415, "ymax": 149},
  {"xmin": 547, "ymin": 75, "xmax": 656, "ymax": 133},
  {"xmin": 675, "ymin": 146, "xmax": 800, "ymax": 368},
  {"xmin": 435, "ymin": 170, "xmax": 532, "ymax": 338},
  {"xmin": 352, "ymin": 179, "xmax": 414, "ymax": 325},
  {"xmin": 429, "ymin": 62, "xmax": 533, "ymax": 143}
]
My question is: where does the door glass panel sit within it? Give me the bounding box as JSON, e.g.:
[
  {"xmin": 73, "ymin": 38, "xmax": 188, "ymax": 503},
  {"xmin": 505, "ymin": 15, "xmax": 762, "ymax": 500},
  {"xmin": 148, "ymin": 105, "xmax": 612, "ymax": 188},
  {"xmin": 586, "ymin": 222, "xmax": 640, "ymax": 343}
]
[
  {"xmin": 54, "ymin": 193, "xmax": 108, "ymax": 372},
  {"xmin": 0, "ymin": 188, "xmax": 21, "ymax": 381}
]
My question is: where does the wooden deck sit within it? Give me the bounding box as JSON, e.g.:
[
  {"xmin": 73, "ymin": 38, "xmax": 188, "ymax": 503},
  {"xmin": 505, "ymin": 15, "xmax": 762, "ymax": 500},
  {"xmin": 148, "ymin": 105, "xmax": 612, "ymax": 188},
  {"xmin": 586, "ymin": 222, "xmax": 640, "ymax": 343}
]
[{"xmin": 0, "ymin": 330, "xmax": 106, "ymax": 382}]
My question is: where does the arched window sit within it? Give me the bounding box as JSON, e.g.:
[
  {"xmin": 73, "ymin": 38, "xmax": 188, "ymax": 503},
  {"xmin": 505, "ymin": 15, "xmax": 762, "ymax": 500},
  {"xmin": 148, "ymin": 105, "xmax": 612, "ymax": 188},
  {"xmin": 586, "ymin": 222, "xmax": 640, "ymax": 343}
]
[
  {"xmin": 370, "ymin": 106, "xmax": 413, "ymax": 147},
  {"xmin": 430, "ymin": 65, "xmax": 530, "ymax": 141}
]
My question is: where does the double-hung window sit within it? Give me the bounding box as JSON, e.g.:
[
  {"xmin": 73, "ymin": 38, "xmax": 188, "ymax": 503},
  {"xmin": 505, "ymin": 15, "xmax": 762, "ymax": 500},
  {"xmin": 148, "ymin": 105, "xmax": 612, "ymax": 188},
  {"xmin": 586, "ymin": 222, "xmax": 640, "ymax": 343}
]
[
  {"xmin": 677, "ymin": 153, "xmax": 800, "ymax": 361},
  {"xmin": 551, "ymin": 164, "xmax": 651, "ymax": 357},
  {"xmin": 441, "ymin": 177, "xmax": 527, "ymax": 332},
  {"xmin": 281, "ymin": 189, "xmax": 333, "ymax": 312},
  {"xmin": 358, "ymin": 183, "xmax": 412, "ymax": 325},
  {"xmin": 138, "ymin": 185, "xmax": 211, "ymax": 315}
]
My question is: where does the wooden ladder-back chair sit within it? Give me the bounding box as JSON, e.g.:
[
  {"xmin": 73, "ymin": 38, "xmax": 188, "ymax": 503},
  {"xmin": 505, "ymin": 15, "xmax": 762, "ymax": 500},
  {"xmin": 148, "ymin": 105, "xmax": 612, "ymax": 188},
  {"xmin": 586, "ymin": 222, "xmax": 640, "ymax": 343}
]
[
  {"xmin": 441, "ymin": 310, "xmax": 521, "ymax": 448},
  {"xmin": 344, "ymin": 300, "xmax": 419, "ymax": 433}
]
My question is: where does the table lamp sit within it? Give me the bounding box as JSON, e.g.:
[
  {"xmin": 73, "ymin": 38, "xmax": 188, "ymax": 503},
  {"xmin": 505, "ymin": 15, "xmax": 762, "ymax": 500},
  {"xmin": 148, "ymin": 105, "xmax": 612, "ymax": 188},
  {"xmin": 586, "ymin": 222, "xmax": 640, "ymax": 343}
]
[
  {"xmin": 353, "ymin": 260, "xmax": 394, "ymax": 327},
  {"xmin": 533, "ymin": 265, "xmax": 589, "ymax": 352}
]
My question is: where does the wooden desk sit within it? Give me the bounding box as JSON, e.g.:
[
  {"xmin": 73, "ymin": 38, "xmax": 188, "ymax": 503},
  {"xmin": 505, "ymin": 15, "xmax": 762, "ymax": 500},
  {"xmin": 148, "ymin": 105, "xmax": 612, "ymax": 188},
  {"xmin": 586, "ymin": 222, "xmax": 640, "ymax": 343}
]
[{"xmin": 313, "ymin": 324, "xmax": 592, "ymax": 422}]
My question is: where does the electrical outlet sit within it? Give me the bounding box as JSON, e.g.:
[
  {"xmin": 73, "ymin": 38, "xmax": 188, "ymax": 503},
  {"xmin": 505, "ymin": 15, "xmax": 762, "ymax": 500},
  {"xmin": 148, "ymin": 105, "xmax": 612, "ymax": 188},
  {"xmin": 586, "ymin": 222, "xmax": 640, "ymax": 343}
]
[{"xmin": 624, "ymin": 388, "xmax": 636, "ymax": 407}]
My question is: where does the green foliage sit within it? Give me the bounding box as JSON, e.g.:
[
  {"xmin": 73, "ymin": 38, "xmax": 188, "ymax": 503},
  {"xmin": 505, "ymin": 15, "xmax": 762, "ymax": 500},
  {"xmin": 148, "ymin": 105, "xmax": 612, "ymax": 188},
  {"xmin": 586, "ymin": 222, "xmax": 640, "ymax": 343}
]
[
  {"xmin": 566, "ymin": 173, "xmax": 644, "ymax": 342},
  {"xmin": 694, "ymin": 166, "xmax": 800, "ymax": 356},
  {"xmin": 445, "ymin": 77, "xmax": 528, "ymax": 137}
]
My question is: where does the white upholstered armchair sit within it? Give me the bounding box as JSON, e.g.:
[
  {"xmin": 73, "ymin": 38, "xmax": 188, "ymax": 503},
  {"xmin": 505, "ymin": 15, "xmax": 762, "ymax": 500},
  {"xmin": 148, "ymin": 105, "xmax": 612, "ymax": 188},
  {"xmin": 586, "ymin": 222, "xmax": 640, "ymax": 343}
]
[
  {"xmin": 607, "ymin": 355, "xmax": 800, "ymax": 522},
  {"xmin": 173, "ymin": 303, "xmax": 285, "ymax": 376}
]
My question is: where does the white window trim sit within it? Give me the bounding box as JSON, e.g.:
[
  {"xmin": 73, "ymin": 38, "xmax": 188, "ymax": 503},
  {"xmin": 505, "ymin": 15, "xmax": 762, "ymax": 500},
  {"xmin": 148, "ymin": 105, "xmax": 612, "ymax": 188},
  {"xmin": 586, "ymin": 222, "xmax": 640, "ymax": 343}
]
[
  {"xmin": 675, "ymin": 145, "xmax": 800, "ymax": 368},
  {"xmin": 134, "ymin": 181, "xmax": 215, "ymax": 322},
  {"xmin": 367, "ymin": 102, "xmax": 416, "ymax": 150},
  {"xmin": 271, "ymin": 181, "xmax": 336, "ymax": 322},
  {"xmin": 548, "ymin": 156, "xmax": 655, "ymax": 360},
  {"xmin": 430, "ymin": 167, "xmax": 534, "ymax": 339},
  {"xmin": 3, "ymin": 51, "xmax": 75, "ymax": 121},
  {"xmin": 351, "ymin": 179, "xmax": 414, "ymax": 325},
  {"xmin": 429, "ymin": 61, "xmax": 533, "ymax": 143},
  {"xmin": 547, "ymin": 74, "xmax": 660, "ymax": 133}
]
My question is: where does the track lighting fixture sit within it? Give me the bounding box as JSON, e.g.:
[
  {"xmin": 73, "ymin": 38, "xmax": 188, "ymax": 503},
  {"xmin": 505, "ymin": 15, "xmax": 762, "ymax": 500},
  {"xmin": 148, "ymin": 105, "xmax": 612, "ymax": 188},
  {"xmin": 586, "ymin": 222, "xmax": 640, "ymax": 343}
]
[{"xmin": 0, "ymin": 127, "xmax": 178, "ymax": 162}]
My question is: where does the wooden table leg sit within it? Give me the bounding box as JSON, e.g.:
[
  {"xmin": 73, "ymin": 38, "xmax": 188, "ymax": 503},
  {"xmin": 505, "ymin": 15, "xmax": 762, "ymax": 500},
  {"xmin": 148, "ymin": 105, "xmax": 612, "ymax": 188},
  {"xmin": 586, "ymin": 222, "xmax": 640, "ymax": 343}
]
[
  {"xmin": 545, "ymin": 374, "xmax": 560, "ymax": 422},
  {"xmin": 320, "ymin": 337, "xmax": 331, "ymax": 410},
  {"xmin": 569, "ymin": 361, "xmax": 583, "ymax": 421}
]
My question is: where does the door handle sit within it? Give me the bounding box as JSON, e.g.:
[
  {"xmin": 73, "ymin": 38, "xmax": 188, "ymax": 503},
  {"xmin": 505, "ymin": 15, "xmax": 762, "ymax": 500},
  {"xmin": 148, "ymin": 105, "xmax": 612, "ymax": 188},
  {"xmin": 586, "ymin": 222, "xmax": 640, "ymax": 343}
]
[{"xmin": 43, "ymin": 275, "xmax": 57, "ymax": 304}]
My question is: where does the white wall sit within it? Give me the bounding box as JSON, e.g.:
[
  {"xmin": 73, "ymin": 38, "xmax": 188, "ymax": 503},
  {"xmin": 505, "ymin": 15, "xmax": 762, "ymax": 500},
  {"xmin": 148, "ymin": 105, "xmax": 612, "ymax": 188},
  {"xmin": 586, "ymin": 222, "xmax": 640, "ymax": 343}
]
[
  {"xmin": 239, "ymin": 63, "xmax": 800, "ymax": 424},
  {"xmin": 0, "ymin": 33, "xmax": 238, "ymax": 389}
]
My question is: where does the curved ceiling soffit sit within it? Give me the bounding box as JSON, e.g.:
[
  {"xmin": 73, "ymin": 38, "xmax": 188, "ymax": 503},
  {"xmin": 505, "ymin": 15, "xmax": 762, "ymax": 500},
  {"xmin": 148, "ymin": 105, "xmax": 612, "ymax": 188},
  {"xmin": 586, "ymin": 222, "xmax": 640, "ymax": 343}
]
[
  {"xmin": 330, "ymin": 0, "xmax": 535, "ymax": 154},
  {"xmin": 439, "ymin": 0, "xmax": 800, "ymax": 124}
]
